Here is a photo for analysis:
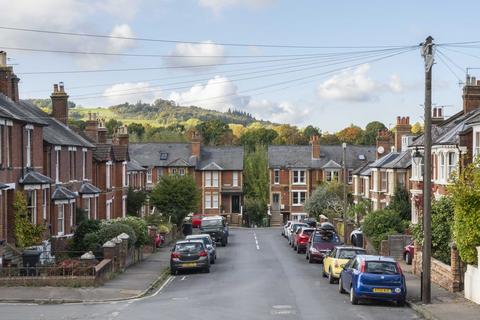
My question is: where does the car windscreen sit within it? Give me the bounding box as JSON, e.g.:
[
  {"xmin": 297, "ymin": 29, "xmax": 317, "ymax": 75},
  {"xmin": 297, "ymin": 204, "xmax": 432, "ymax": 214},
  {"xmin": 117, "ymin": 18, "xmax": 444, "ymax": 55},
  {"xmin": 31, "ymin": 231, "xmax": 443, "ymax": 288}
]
[
  {"xmin": 312, "ymin": 232, "xmax": 340, "ymax": 243},
  {"xmin": 365, "ymin": 261, "xmax": 399, "ymax": 274},
  {"xmin": 302, "ymin": 229, "xmax": 314, "ymax": 236},
  {"xmin": 187, "ymin": 237, "xmax": 209, "ymax": 245},
  {"xmin": 175, "ymin": 242, "xmax": 204, "ymax": 253},
  {"xmin": 201, "ymin": 219, "xmax": 222, "ymax": 227},
  {"xmin": 338, "ymin": 249, "xmax": 366, "ymax": 259}
]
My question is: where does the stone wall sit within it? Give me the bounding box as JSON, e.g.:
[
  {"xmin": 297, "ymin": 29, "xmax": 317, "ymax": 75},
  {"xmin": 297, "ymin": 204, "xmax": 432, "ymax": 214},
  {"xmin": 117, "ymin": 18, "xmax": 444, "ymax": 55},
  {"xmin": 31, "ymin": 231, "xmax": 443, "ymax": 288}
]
[
  {"xmin": 0, "ymin": 276, "xmax": 95, "ymax": 287},
  {"xmin": 413, "ymin": 241, "xmax": 463, "ymax": 292}
]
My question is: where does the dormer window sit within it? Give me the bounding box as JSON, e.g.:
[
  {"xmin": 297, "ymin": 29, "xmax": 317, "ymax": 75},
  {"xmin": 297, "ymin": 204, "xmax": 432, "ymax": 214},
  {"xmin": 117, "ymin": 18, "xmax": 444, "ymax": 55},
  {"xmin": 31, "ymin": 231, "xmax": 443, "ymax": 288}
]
[{"xmin": 160, "ymin": 152, "xmax": 168, "ymax": 160}]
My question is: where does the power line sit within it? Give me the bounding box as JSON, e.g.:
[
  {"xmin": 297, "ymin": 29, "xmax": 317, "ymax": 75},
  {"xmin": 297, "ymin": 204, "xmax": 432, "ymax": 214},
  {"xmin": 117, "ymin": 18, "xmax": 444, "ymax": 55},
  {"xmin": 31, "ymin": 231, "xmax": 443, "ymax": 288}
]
[
  {"xmin": 436, "ymin": 50, "xmax": 463, "ymax": 82},
  {"xmin": 0, "ymin": 25, "xmax": 417, "ymax": 49}
]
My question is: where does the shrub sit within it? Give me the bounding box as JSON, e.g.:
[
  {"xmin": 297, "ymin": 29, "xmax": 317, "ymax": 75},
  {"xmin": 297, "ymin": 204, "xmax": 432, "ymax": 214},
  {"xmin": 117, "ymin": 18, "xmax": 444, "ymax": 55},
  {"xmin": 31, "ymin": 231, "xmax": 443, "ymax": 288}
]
[
  {"xmin": 362, "ymin": 209, "xmax": 406, "ymax": 251},
  {"xmin": 83, "ymin": 232, "xmax": 101, "ymax": 253},
  {"xmin": 13, "ymin": 192, "xmax": 45, "ymax": 248},
  {"xmin": 70, "ymin": 220, "xmax": 101, "ymax": 253},
  {"xmin": 386, "ymin": 187, "xmax": 411, "ymax": 221},
  {"xmin": 97, "ymin": 223, "xmax": 137, "ymax": 248},
  {"xmin": 104, "ymin": 217, "xmax": 149, "ymax": 247},
  {"xmin": 244, "ymin": 197, "xmax": 267, "ymax": 227}
]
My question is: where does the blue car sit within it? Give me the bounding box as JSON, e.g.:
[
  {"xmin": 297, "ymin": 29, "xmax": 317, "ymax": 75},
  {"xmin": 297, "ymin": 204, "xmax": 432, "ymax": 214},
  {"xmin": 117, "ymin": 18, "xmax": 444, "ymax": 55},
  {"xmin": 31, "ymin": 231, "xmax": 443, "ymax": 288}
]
[{"xmin": 338, "ymin": 255, "xmax": 406, "ymax": 306}]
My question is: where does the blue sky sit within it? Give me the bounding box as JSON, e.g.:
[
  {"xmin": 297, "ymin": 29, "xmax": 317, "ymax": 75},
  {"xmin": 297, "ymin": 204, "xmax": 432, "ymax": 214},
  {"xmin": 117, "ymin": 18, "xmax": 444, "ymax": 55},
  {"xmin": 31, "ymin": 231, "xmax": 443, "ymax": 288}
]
[{"xmin": 1, "ymin": 0, "xmax": 480, "ymax": 131}]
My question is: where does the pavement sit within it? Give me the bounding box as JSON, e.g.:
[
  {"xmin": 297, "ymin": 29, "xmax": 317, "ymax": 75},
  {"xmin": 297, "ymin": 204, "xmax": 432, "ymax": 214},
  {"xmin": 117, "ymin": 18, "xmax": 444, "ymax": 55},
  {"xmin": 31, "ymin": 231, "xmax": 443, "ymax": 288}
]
[
  {"xmin": 401, "ymin": 262, "xmax": 480, "ymax": 320},
  {"xmin": 0, "ymin": 228, "xmax": 420, "ymax": 320},
  {"xmin": 0, "ymin": 246, "xmax": 171, "ymax": 304}
]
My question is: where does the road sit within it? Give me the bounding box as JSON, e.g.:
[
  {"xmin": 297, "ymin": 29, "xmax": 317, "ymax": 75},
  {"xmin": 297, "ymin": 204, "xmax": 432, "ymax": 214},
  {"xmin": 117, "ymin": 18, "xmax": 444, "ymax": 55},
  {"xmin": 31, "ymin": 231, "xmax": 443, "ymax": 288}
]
[{"xmin": 0, "ymin": 228, "xmax": 421, "ymax": 320}]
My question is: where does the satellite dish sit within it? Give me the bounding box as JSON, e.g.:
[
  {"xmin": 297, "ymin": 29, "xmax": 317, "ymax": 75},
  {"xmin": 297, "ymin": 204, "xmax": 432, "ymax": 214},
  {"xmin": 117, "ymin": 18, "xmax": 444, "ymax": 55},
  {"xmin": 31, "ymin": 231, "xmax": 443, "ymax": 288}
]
[{"xmin": 377, "ymin": 146, "xmax": 385, "ymax": 154}]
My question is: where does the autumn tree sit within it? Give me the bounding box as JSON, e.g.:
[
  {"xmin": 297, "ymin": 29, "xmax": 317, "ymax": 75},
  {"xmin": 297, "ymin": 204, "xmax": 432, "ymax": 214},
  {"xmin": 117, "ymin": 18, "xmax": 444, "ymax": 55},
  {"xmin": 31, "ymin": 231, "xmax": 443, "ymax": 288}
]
[
  {"xmin": 336, "ymin": 124, "xmax": 364, "ymax": 144},
  {"xmin": 196, "ymin": 119, "xmax": 233, "ymax": 145},
  {"xmin": 360, "ymin": 121, "xmax": 386, "ymax": 145},
  {"xmin": 273, "ymin": 124, "xmax": 308, "ymax": 145},
  {"xmin": 302, "ymin": 125, "xmax": 321, "ymax": 139}
]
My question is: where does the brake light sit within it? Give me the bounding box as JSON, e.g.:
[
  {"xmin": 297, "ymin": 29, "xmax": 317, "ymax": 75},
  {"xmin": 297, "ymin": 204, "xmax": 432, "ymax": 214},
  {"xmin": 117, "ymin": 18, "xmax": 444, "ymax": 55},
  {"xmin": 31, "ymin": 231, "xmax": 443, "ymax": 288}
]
[
  {"xmin": 396, "ymin": 262, "xmax": 403, "ymax": 276},
  {"xmin": 199, "ymin": 250, "xmax": 208, "ymax": 257},
  {"xmin": 359, "ymin": 260, "xmax": 366, "ymax": 272},
  {"xmin": 171, "ymin": 252, "xmax": 181, "ymax": 259}
]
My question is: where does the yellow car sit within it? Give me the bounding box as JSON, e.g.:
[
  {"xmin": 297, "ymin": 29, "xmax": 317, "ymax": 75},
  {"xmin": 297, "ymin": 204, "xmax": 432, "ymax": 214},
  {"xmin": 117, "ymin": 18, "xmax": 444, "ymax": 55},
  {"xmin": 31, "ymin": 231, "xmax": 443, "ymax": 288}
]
[{"xmin": 322, "ymin": 246, "xmax": 366, "ymax": 284}]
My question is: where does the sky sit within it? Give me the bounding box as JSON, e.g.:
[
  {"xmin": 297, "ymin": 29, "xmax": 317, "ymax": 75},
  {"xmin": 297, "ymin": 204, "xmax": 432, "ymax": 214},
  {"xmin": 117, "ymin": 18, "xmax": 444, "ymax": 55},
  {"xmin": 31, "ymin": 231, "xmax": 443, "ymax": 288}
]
[{"xmin": 1, "ymin": 0, "xmax": 480, "ymax": 131}]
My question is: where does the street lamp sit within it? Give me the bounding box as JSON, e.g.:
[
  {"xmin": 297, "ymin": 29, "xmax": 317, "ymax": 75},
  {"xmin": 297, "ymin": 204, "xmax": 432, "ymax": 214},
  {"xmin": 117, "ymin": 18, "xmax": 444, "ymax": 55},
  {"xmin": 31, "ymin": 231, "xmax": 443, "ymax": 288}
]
[{"xmin": 412, "ymin": 147, "xmax": 423, "ymax": 168}]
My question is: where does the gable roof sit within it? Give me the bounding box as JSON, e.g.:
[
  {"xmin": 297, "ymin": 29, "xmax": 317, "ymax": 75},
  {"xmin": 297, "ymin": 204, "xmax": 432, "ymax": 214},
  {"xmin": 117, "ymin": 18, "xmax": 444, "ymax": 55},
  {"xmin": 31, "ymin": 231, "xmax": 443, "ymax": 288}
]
[
  {"xmin": 127, "ymin": 159, "xmax": 146, "ymax": 172},
  {"xmin": 201, "ymin": 161, "xmax": 224, "ymax": 171},
  {"xmin": 268, "ymin": 145, "xmax": 375, "ymax": 170},
  {"xmin": 199, "ymin": 147, "xmax": 243, "ymax": 170},
  {"xmin": 321, "ymin": 159, "xmax": 342, "ymax": 169},
  {"xmin": 19, "ymin": 170, "xmax": 53, "ymax": 185},
  {"xmin": 78, "ymin": 181, "xmax": 101, "ymax": 194},
  {"xmin": 18, "ymin": 100, "xmax": 94, "ymax": 148},
  {"xmin": 167, "ymin": 158, "xmax": 193, "ymax": 167},
  {"xmin": 52, "ymin": 185, "xmax": 77, "ymax": 200},
  {"xmin": 0, "ymin": 94, "xmax": 47, "ymax": 125},
  {"xmin": 383, "ymin": 150, "xmax": 411, "ymax": 169}
]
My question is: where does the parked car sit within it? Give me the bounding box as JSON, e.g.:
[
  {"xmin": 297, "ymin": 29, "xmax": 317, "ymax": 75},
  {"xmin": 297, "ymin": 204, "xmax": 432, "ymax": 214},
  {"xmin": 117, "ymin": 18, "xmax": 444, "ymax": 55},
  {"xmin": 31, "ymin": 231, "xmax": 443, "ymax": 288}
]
[
  {"xmin": 192, "ymin": 213, "xmax": 204, "ymax": 228},
  {"xmin": 338, "ymin": 255, "xmax": 406, "ymax": 306},
  {"xmin": 319, "ymin": 222, "xmax": 336, "ymax": 231},
  {"xmin": 170, "ymin": 240, "xmax": 210, "ymax": 275},
  {"xmin": 350, "ymin": 227, "xmax": 363, "ymax": 247},
  {"xmin": 282, "ymin": 221, "xmax": 292, "ymax": 237},
  {"xmin": 304, "ymin": 218, "xmax": 317, "ymax": 228},
  {"xmin": 323, "ymin": 246, "xmax": 367, "ymax": 283},
  {"xmin": 186, "ymin": 234, "xmax": 217, "ymax": 264},
  {"xmin": 404, "ymin": 242, "xmax": 414, "ymax": 265},
  {"xmin": 306, "ymin": 229, "xmax": 342, "ymax": 263},
  {"xmin": 288, "ymin": 223, "xmax": 309, "ymax": 246},
  {"xmin": 200, "ymin": 216, "xmax": 229, "ymax": 246},
  {"xmin": 293, "ymin": 227, "xmax": 315, "ymax": 253}
]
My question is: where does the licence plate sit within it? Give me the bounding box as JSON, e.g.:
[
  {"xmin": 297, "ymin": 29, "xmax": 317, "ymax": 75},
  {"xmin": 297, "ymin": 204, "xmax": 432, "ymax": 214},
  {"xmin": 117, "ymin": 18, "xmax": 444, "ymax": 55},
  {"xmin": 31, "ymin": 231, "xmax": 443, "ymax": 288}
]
[
  {"xmin": 182, "ymin": 262, "xmax": 197, "ymax": 267},
  {"xmin": 373, "ymin": 288, "xmax": 392, "ymax": 293}
]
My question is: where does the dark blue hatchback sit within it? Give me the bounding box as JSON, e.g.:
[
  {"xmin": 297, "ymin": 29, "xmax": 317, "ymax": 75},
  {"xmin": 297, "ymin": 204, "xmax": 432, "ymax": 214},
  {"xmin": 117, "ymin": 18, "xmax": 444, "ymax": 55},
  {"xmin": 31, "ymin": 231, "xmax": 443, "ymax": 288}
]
[{"xmin": 339, "ymin": 255, "xmax": 406, "ymax": 306}]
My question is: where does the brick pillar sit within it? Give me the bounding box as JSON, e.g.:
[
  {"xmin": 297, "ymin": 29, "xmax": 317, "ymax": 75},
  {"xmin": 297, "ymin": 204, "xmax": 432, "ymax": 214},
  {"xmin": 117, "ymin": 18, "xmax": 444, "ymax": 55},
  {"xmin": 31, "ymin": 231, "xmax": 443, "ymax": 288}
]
[
  {"xmin": 450, "ymin": 242, "xmax": 462, "ymax": 292},
  {"xmin": 413, "ymin": 240, "xmax": 422, "ymax": 275},
  {"xmin": 102, "ymin": 241, "xmax": 116, "ymax": 272},
  {"xmin": 112, "ymin": 237, "xmax": 122, "ymax": 271}
]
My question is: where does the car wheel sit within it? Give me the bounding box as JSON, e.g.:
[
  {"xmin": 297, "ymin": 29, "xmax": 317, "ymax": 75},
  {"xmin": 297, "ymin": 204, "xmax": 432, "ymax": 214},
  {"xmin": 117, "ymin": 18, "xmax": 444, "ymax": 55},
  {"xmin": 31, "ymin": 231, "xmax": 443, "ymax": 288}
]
[
  {"xmin": 350, "ymin": 287, "xmax": 359, "ymax": 305},
  {"xmin": 397, "ymin": 298, "xmax": 406, "ymax": 307},
  {"xmin": 338, "ymin": 277, "xmax": 346, "ymax": 293},
  {"xmin": 405, "ymin": 252, "xmax": 412, "ymax": 265},
  {"xmin": 328, "ymin": 268, "xmax": 335, "ymax": 284},
  {"xmin": 211, "ymin": 258, "xmax": 215, "ymax": 264},
  {"xmin": 305, "ymin": 252, "xmax": 309, "ymax": 260},
  {"xmin": 322, "ymin": 267, "xmax": 327, "ymax": 278},
  {"xmin": 296, "ymin": 246, "xmax": 302, "ymax": 254},
  {"xmin": 170, "ymin": 268, "xmax": 177, "ymax": 276},
  {"xmin": 308, "ymin": 255, "xmax": 314, "ymax": 264},
  {"xmin": 221, "ymin": 239, "xmax": 227, "ymax": 247}
]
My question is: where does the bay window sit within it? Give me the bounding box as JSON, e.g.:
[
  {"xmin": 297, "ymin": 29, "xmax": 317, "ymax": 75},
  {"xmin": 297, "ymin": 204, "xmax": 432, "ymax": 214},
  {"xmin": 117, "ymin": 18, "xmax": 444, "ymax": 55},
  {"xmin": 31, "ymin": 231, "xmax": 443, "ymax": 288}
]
[
  {"xmin": 212, "ymin": 191, "xmax": 219, "ymax": 208},
  {"xmin": 205, "ymin": 191, "xmax": 212, "ymax": 209},
  {"xmin": 57, "ymin": 204, "xmax": 64, "ymax": 236}
]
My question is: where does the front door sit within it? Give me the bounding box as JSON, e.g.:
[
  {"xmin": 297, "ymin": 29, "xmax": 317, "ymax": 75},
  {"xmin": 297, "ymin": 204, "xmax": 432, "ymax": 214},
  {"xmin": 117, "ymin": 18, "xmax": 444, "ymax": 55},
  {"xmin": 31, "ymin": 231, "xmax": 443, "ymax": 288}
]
[
  {"xmin": 272, "ymin": 193, "xmax": 280, "ymax": 211},
  {"xmin": 232, "ymin": 195, "xmax": 240, "ymax": 213}
]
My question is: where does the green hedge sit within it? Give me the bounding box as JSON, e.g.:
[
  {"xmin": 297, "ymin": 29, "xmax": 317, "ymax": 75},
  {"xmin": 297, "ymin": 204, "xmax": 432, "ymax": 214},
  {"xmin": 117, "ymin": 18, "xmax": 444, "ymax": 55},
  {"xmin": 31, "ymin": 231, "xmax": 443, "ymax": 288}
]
[{"xmin": 362, "ymin": 209, "xmax": 406, "ymax": 251}]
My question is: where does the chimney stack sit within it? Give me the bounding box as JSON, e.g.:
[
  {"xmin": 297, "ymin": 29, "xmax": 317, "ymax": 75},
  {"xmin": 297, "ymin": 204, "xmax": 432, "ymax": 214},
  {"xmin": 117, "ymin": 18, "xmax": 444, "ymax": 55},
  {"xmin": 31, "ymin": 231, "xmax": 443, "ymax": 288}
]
[
  {"xmin": 432, "ymin": 107, "xmax": 445, "ymax": 125},
  {"xmin": 0, "ymin": 51, "xmax": 20, "ymax": 102},
  {"xmin": 84, "ymin": 113, "xmax": 99, "ymax": 142},
  {"xmin": 190, "ymin": 130, "xmax": 201, "ymax": 158},
  {"xmin": 376, "ymin": 129, "xmax": 393, "ymax": 159},
  {"xmin": 113, "ymin": 125, "xmax": 129, "ymax": 145},
  {"xmin": 463, "ymin": 75, "xmax": 480, "ymax": 114},
  {"xmin": 51, "ymin": 82, "xmax": 69, "ymax": 124},
  {"xmin": 310, "ymin": 135, "xmax": 321, "ymax": 159},
  {"xmin": 394, "ymin": 116, "xmax": 412, "ymax": 152},
  {"xmin": 97, "ymin": 119, "xmax": 107, "ymax": 144}
]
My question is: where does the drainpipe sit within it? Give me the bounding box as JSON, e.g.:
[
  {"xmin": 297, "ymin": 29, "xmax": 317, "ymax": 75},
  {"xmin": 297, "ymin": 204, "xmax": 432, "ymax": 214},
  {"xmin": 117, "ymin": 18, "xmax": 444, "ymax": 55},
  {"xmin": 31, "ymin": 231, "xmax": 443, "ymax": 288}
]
[{"xmin": 21, "ymin": 125, "xmax": 25, "ymax": 178}]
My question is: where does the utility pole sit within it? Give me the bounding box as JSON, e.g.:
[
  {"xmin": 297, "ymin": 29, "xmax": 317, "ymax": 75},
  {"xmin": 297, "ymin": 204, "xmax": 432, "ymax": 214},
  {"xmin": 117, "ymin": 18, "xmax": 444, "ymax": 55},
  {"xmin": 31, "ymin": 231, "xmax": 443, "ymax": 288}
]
[
  {"xmin": 421, "ymin": 35, "xmax": 434, "ymax": 305},
  {"xmin": 342, "ymin": 142, "xmax": 348, "ymax": 243}
]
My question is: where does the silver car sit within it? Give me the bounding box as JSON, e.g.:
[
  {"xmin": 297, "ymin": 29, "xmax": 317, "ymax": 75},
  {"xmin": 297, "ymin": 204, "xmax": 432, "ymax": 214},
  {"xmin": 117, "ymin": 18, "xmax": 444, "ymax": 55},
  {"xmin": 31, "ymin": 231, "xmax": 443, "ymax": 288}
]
[{"xmin": 186, "ymin": 234, "xmax": 217, "ymax": 264}]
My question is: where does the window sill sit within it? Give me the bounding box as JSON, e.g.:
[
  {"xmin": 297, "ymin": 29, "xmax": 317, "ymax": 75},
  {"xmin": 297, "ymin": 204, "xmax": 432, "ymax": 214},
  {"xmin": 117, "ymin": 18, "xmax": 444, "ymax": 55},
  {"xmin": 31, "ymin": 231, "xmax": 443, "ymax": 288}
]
[
  {"xmin": 292, "ymin": 204, "xmax": 304, "ymax": 207},
  {"xmin": 292, "ymin": 182, "xmax": 307, "ymax": 185}
]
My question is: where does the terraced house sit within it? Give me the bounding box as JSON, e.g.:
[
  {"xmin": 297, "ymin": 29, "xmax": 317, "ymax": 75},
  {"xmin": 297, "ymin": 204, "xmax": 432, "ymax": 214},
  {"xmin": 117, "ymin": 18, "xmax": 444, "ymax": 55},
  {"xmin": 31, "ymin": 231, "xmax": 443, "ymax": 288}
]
[
  {"xmin": 129, "ymin": 133, "xmax": 244, "ymax": 224},
  {"xmin": 268, "ymin": 136, "xmax": 376, "ymax": 225}
]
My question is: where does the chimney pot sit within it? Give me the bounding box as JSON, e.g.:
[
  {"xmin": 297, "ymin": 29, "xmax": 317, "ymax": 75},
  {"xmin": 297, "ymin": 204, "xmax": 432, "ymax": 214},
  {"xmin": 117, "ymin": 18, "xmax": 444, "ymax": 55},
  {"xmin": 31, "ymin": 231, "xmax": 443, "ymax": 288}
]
[{"xmin": 0, "ymin": 51, "xmax": 6, "ymax": 67}]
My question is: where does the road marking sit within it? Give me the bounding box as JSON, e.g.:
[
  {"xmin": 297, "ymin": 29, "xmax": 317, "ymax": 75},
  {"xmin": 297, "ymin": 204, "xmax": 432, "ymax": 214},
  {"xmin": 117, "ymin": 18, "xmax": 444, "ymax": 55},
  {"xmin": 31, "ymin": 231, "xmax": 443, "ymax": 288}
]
[
  {"xmin": 181, "ymin": 276, "xmax": 187, "ymax": 281},
  {"xmin": 253, "ymin": 232, "xmax": 260, "ymax": 250},
  {"xmin": 270, "ymin": 305, "xmax": 296, "ymax": 315}
]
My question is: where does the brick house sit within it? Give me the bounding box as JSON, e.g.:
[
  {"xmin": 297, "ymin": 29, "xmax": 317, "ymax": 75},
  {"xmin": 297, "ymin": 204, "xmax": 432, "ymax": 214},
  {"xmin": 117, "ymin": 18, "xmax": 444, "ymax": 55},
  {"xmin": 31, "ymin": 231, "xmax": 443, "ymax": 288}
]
[
  {"xmin": 352, "ymin": 116, "xmax": 414, "ymax": 211},
  {"xmin": 409, "ymin": 77, "xmax": 480, "ymax": 224},
  {"xmin": 128, "ymin": 135, "xmax": 244, "ymax": 224},
  {"xmin": 82, "ymin": 115, "xmax": 129, "ymax": 220},
  {"xmin": 267, "ymin": 136, "xmax": 375, "ymax": 225}
]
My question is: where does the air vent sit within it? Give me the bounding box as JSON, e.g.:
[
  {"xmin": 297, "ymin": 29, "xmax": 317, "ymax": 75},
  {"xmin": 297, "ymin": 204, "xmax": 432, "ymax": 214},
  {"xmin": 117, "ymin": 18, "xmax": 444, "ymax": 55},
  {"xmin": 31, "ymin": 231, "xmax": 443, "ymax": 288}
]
[{"xmin": 160, "ymin": 152, "xmax": 168, "ymax": 160}]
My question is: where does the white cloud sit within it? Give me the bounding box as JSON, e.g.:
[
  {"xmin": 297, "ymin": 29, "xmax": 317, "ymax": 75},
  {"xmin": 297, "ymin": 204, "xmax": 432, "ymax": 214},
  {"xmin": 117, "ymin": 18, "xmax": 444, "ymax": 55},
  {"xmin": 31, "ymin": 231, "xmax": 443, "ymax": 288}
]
[
  {"xmin": 245, "ymin": 99, "xmax": 312, "ymax": 125},
  {"xmin": 0, "ymin": 0, "xmax": 142, "ymax": 67},
  {"xmin": 198, "ymin": 0, "xmax": 276, "ymax": 13},
  {"xmin": 102, "ymin": 82, "xmax": 162, "ymax": 106},
  {"xmin": 317, "ymin": 64, "xmax": 405, "ymax": 102},
  {"xmin": 169, "ymin": 76, "xmax": 249, "ymax": 111},
  {"xmin": 164, "ymin": 41, "xmax": 226, "ymax": 70}
]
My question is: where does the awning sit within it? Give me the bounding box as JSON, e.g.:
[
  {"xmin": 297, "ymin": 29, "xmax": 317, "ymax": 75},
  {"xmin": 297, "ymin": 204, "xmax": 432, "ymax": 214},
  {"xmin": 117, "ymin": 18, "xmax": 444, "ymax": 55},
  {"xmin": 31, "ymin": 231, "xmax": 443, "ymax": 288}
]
[
  {"xmin": 78, "ymin": 181, "xmax": 101, "ymax": 195},
  {"xmin": 52, "ymin": 185, "xmax": 77, "ymax": 201},
  {"xmin": 19, "ymin": 170, "xmax": 53, "ymax": 185}
]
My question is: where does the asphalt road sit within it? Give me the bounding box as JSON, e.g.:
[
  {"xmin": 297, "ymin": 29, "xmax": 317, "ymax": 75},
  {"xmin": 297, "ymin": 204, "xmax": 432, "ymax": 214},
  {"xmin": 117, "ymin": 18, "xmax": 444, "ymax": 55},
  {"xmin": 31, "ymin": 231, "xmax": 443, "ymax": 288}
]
[{"xmin": 0, "ymin": 228, "xmax": 421, "ymax": 320}]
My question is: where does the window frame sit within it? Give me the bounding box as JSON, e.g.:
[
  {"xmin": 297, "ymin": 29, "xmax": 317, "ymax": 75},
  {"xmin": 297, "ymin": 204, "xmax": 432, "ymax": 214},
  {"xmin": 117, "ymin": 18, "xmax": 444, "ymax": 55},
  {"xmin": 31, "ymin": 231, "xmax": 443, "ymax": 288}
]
[
  {"xmin": 146, "ymin": 168, "xmax": 153, "ymax": 183},
  {"xmin": 212, "ymin": 191, "xmax": 219, "ymax": 209},
  {"xmin": 233, "ymin": 171, "xmax": 239, "ymax": 186},
  {"xmin": 27, "ymin": 190, "xmax": 37, "ymax": 224},
  {"xmin": 57, "ymin": 204, "xmax": 64, "ymax": 236},
  {"xmin": 273, "ymin": 169, "xmax": 280, "ymax": 184},
  {"xmin": 292, "ymin": 169, "xmax": 306, "ymax": 185},
  {"xmin": 205, "ymin": 191, "xmax": 212, "ymax": 209},
  {"xmin": 292, "ymin": 191, "xmax": 306, "ymax": 206}
]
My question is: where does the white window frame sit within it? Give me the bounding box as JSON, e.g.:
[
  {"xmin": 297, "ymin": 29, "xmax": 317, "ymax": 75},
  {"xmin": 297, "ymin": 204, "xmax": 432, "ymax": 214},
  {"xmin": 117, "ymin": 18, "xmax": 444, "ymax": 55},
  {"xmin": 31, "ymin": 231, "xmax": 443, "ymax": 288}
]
[
  {"xmin": 179, "ymin": 168, "xmax": 186, "ymax": 176},
  {"xmin": 212, "ymin": 191, "xmax": 219, "ymax": 209},
  {"xmin": 233, "ymin": 171, "xmax": 239, "ymax": 186},
  {"xmin": 292, "ymin": 191, "xmax": 306, "ymax": 206},
  {"xmin": 83, "ymin": 197, "xmax": 91, "ymax": 219},
  {"xmin": 26, "ymin": 127, "xmax": 32, "ymax": 168},
  {"xmin": 122, "ymin": 161, "xmax": 127, "ymax": 187},
  {"xmin": 55, "ymin": 146, "xmax": 61, "ymax": 183},
  {"xmin": 380, "ymin": 171, "xmax": 388, "ymax": 192},
  {"xmin": 42, "ymin": 188, "xmax": 47, "ymax": 221},
  {"xmin": 27, "ymin": 190, "xmax": 37, "ymax": 224},
  {"xmin": 447, "ymin": 152, "xmax": 457, "ymax": 180},
  {"xmin": 106, "ymin": 161, "xmax": 112, "ymax": 189},
  {"xmin": 122, "ymin": 195, "xmax": 127, "ymax": 218},
  {"xmin": 205, "ymin": 191, "xmax": 212, "ymax": 209},
  {"xmin": 292, "ymin": 169, "xmax": 306, "ymax": 185},
  {"xmin": 157, "ymin": 167, "xmax": 163, "ymax": 178},
  {"xmin": 347, "ymin": 169, "xmax": 353, "ymax": 184},
  {"xmin": 82, "ymin": 148, "xmax": 87, "ymax": 180},
  {"xmin": 106, "ymin": 200, "xmax": 112, "ymax": 220},
  {"xmin": 205, "ymin": 171, "xmax": 211, "ymax": 187},
  {"xmin": 70, "ymin": 203, "xmax": 74, "ymax": 227},
  {"xmin": 439, "ymin": 153, "xmax": 446, "ymax": 181},
  {"xmin": 146, "ymin": 168, "xmax": 152, "ymax": 184},
  {"xmin": 273, "ymin": 169, "xmax": 280, "ymax": 184},
  {"xmin": 57, "ymin": 204, "xmax": 64, "ymax": 236},
  {"xmin": 212, "ymin": 171, "xmax": 219, "ymax": 187},
  {"xmin": 6, "ymin": 123, "xmax": 12, "ymax": 167}
]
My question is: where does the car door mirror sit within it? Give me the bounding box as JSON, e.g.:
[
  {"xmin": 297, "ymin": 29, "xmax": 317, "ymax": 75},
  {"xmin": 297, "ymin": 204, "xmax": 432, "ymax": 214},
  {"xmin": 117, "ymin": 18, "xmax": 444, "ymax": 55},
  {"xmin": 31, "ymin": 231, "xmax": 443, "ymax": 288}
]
[{"xmin": 206, "ymin": 244, "xmax": 213, "ymax": 249}]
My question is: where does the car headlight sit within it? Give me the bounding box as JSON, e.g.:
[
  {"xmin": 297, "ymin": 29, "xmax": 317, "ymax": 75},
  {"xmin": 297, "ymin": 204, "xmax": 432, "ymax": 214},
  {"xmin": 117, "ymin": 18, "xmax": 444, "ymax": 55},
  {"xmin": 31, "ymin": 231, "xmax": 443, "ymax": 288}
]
[
  {"xmin": 310, "ymin": 247, "xmax": 320, "ymax": 254},
  {"xmin": 395, "ymin": 288, "xmax": 402, "ymax": 293}
]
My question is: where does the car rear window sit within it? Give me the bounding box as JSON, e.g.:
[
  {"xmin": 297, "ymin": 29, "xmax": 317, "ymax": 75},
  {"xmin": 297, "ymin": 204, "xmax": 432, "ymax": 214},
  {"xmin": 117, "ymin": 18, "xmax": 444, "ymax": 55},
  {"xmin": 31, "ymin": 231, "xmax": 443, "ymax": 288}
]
[
  {"xmin": 175, "ymin": 243, "xmax": 204, "ymax": 252},
  {"xmin": 313, "ymin": 232, "xmax": 340, "ymax": 243},
  {"xmin": 201, "ymin": 219, "xmax": 222, "ymax": 227},
  {"xmin": 338, "ymin": 249, "xmax": 366, "ymax": 259},
  {"xmin": 302, "ymin": 229, "xmax": 314, "ymax": 235},
  {"xmin": 365, "ymin": 261, "xmax": 399, "ymax": 274}
]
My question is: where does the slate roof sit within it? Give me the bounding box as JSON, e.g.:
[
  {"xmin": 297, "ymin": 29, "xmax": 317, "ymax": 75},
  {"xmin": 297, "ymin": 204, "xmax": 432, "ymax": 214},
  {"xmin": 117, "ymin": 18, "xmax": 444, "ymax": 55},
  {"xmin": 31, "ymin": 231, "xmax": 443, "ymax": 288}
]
[
  {"xmin": 128, "ymin": 143, "xmax": 244, "ymax": 170},
  {"xmin": 79, "ymin": 181, "xmax": 101, "ymax": 194},
  {"xmin": 93, "ymin": 144, "xmax": 112, "ymax": 162},
  {"xmin": 127, "ymin": 159, "xmax": 146, "ymax": 172},
  {"xmin": 52, "ymin": 185, "xmax": 77, "ymax": 200},
  {"xmin": 352, "ymin": 161, "xmax": 372, "ymax": 175},
  {"xmin": 383, "ymin": 150, "xmax": 412, "ymax": 169},
  {"xmin": 19, "ymin": 170, "xmax": 53, "ymax": 185},
  {"xmin": 321, "ymin": 159, "xmax": 342, "ymax": 169},
  {"xmin": 0, "ymin": 94, "xmax": 47, "ymax": 125},
  {"xmin": 18, "ymin": 100, "xmax": 94, "ymax": 148},
  {"xmin": 369, "ymin": 152, "xmax": 400, "ymax": 168},
  {"xmin": 268, "ymin": 145, "xmax": 375, "ymax": 169},
  {"xmin": 112, "ymin": 145, "xmax": 129, "ymax": 161}
]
